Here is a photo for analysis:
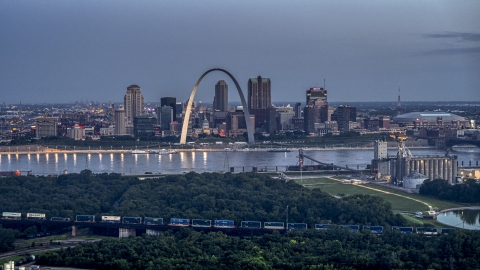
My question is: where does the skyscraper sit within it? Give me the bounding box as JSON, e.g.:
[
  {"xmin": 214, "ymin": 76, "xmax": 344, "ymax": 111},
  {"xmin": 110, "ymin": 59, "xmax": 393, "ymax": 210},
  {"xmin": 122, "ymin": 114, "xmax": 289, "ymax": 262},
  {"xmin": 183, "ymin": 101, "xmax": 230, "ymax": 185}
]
[
  {"xmin": 306, "ymin": 87, "xmax": 328, "ymax": 123},
  {"xmin": 248, "ymin": 76, "xmax": 271, "ymax": 109},
  {"xmin": 124, "ymin": 85, "xmax": 144, "ymax": 126},
  {"xmin": 161, "ymin": 97, "xmax": 177, "ymax": 121},
  {"xmin": 213, "ymin": 80, "xmax": 228, "ymax": 112},
  {"xmin": 334, "ymin": 105, "xmax": 356, "ymax": 132},
  {"xmin": 248, "ymin": 76, "xmax": 271, "ymax": 129},
  {"xmin": 114, "ymin": 107, "xmax": 126, "ymax": 135}
]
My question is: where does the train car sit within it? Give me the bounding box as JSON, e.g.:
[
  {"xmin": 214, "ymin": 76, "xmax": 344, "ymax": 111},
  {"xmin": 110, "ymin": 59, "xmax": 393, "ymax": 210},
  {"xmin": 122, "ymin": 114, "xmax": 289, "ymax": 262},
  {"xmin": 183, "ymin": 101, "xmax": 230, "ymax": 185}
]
[
  {"xmin": 241, "ymin": 221, "xmax": 262, "ymax": 229},
  {"xmin": 101, "ymin": 216, "xmax": 121, "ymax": 223},
  {"xmin": 169, "ymin": 218, "xmax": 190, "ymax": 227},
  {"xmin": 315, "ymin": 224, "xmax": 332, "ymax": 230},
  {"xmin": 342, "ymin": 225, "xmax": 360, "ymax": 232},
  {"xmin": 192, "ymin": 219, "xmax": 212, "ymax": 227},
  {"xmin": 363, "ymin": 225, "xmax": 384, "ymax": 234},
  {"xmin": 441, "ymin": 228, "xmax": 456, "ymax": 235},
  {"xmin": 214, "ymin": 220, "xmax": 235, "ymax": 228},
  {"xmin": 76, "ymin": 215, "xmax": 95, "ymax": 222},
  {"xmin": 416, "ymin": 227, "xmax": 438, "ymax": 235},
  {"xmin": 144, "ymin": 217, "xmax": 163, "ymax": 225},
  {"xmin": 392, "ymin": 226, "xmax": 414, "ymax": 234},
  {"xmin": 264, "ymin": 222, "xmax": 285, "ymax": 230},
  {"xmin": 2, "ymin": 212, "xmax": 21, "ymax": 220},
  {"xmin": 26, "ymin": 213, "xmax": 46, "ymax": 220},
  {"xmin": 51, "ymin": 217, "xmax": 71, "ymax": 221},
  {"xmin": 287, "ymin": 223, "xmax": 307, "ymax": 230},
  {"xmin": 122, "ymin": 217, "xmax": 142, "ymax": 224}
]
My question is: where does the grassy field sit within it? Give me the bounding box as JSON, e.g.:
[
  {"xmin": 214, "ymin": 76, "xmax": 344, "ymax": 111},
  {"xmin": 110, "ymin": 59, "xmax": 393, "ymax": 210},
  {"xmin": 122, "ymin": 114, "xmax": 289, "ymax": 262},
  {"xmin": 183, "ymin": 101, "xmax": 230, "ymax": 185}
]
[
  {"xmin": 399, "ymin": 213, "xmax": 454, "ymax": 229},
  {"xmin": 0, "ymin": 255, "xmax": 24, "ymax": 265},
  {"xmin": 295, "ymin": 177, "xmax": 462, "ymax": 212}
]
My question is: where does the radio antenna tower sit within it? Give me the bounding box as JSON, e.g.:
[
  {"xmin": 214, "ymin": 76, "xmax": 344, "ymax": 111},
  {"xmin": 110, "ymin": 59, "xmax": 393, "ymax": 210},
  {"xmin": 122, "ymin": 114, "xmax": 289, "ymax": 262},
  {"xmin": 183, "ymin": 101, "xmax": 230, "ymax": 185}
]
[{"xmin": 396, "ymin": 84, "xmax": 401, "ymax": 112}]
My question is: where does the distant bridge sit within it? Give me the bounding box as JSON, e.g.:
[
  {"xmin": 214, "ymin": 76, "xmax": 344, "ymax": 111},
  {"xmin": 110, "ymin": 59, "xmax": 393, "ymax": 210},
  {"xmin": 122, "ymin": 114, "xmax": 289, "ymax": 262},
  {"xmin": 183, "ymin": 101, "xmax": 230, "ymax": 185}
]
[
  {"xmin": 0, "ymin": 219, "xmax": 278, "ymax": 238},
  {"xmin": 445, "ymin": 138, "xmax": 480, "ymax": 148}
]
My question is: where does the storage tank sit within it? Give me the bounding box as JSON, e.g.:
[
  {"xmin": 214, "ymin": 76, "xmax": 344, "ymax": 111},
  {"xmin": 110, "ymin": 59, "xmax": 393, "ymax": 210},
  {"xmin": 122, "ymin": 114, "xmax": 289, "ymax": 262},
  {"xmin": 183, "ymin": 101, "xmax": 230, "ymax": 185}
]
[
  {"xmin": 3, "ymin": 261, "xmax": 14, "ymax": 270},
  {"xmin": 403, "ymin": 171, "xmax": 428, "ymax": 189}
]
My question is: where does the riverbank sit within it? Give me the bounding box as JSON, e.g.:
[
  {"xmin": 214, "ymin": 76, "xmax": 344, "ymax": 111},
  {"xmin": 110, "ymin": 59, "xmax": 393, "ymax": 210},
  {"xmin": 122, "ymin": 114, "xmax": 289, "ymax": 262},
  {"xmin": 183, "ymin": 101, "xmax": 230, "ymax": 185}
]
[{"xmin": 0, "ymin": 145, "xmax": 438, "ymax": 155}]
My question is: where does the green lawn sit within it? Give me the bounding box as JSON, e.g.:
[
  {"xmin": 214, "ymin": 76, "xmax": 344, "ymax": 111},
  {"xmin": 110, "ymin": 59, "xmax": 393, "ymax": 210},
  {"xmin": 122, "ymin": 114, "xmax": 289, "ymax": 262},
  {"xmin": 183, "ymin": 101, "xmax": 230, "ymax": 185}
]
[
  {"xmin": 296, "ymin": 177, "xmax": 462, "ymax": 212},
  {"xmin": 0, "ymin": 255, "xmax": 24, "ymax": 265}
]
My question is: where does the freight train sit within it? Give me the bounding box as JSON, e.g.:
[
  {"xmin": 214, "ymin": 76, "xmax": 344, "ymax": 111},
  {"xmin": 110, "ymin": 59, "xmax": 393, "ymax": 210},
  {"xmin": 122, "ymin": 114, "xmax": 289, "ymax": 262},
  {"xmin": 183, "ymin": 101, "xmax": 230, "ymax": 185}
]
[{"xmin": 1, "ymin": 212, "xmax": 458, "ymax": 235}]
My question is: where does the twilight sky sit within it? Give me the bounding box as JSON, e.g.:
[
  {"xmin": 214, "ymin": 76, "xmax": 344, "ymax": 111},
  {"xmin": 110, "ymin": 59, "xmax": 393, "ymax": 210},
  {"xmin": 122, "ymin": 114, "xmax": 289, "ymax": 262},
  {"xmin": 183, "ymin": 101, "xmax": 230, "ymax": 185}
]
[{"xmin": 1, "ymin": 0, "xmax": 479, "ymax": 104}]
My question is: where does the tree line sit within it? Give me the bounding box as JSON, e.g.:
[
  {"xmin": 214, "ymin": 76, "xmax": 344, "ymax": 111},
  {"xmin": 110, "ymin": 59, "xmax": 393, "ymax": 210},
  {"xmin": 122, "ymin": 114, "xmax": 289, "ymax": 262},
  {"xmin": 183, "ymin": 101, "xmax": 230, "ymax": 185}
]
[
  {"xmin": 37, "ymin": 228, "xmax": 480, "ymax": 270},
  {"xmin": 419, "ymin": 179, "xmax": 480, "ymax": 203}
]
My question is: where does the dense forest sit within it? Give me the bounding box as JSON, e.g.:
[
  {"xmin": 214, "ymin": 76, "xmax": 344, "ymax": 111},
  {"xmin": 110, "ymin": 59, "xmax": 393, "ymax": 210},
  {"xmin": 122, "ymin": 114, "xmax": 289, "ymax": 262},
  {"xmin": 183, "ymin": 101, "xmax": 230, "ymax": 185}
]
[
  {"xmin": 0, "ymin": 170, "xmax": 138, "ymax": 218},
  {"xmin": 0, "ymin": 226, "xmax": 19, "ymax": 252},
  {"xmin": 0, "ymin": 171, "xmax": 406, "ymax": 226},
  {"xmin": 37, "ymin": 228, "xmax": 480, "ymax": 270},
  {"xmin": 112, "ymin": 172, "xmax": 406, "ymax": 226},
  {"xmin": 419, "ymin": 179, "xmax": 480, "ymax": 203}
]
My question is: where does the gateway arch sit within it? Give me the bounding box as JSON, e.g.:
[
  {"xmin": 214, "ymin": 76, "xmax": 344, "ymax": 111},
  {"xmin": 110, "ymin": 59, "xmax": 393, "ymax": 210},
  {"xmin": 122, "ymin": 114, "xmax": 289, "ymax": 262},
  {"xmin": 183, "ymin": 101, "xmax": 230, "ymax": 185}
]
[{"xmin": 180, "ymin": 68, "xmax": 255, "ymax": 145}]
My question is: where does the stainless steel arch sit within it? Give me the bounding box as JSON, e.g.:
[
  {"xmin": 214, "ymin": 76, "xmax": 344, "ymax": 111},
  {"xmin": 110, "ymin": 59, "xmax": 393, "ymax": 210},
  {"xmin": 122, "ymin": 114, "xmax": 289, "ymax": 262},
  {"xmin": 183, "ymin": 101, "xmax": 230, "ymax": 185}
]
[{"xmin": 180, "ymin": 68, "xmax": 255, "ymax": 145}]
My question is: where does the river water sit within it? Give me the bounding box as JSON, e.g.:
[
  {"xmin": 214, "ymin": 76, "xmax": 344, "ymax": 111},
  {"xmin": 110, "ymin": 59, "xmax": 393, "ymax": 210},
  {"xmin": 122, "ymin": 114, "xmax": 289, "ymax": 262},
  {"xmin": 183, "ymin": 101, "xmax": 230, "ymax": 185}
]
[
  {"xmin": 437, "ymin": 209, "xmax": 480, "ymax": 230},
  {"xmin": 0, "ymin": 147, "xmax": 479, "ymax": 175}
]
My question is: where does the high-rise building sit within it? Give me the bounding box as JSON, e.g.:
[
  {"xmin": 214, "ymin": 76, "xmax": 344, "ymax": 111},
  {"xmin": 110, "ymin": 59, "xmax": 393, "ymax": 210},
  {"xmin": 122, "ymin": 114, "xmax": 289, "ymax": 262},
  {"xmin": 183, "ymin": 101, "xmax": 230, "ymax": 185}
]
[
  {"xmin": 161, "ymin": 97, "xmax": 177, "ymax": 121},
  {"xmin": 160, "ymin": 106, "xmax": 173, "ymax": 131},
  {"xmin": 306, "ymin": 87, "xmax": 329, "ymax": 123},
  {"xmin": 303, "ymin": 106, "xmax": 315, "ymax": 134},
  {"xmin": 334, "ymin": 105, "xmax": 356, "ymax": 132},
  {"xmin": 248, "ymin": 76, "xmax": 271, "ymax": 109},
  {"xmin": 213, "ymin": 80, "xmax": 228, "ymax": 112},
  {"xmin": 114, "ymin": 107, "xmax": 126, "ymax": 135},
  {"xmin": 124, "ymin": 85, "xmax": 144, "ymax": 126},
  {"xmin": 294, "ymin": 102, "xmax": 302, "ymax": 118},
  {"xmin": 248, "ymin": 76, "xmax": 271, "ymax": 130},
  {"xmin": 306, "ymin": 87, "xmax": 327, "ymax": 104},
  {"xmin": 266, "ymin": 107, "xmax": 278, "ymax": 133}
]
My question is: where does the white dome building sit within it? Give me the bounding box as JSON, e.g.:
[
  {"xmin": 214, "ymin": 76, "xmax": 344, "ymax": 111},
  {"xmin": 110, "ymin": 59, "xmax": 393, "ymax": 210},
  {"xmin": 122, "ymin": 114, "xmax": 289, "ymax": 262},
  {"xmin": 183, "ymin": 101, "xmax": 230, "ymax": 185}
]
[{"xmin": 403, "ymin": 171, "xmax": 429, "ymax": 189}]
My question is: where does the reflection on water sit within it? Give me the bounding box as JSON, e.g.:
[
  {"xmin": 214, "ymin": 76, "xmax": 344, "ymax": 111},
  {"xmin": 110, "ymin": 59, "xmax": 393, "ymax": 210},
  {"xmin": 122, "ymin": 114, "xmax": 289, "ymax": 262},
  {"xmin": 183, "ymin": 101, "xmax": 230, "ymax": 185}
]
[
  {"xmin": 452, "ymin": 210, "xmax": 480, "ymax": 226},
  {"xmin": 0, "ymin": 148, "xmax": 478, "ymax": 176},
  {"xmin": 437, "ymin": 210, "xmax": 480, "ymax": 230}
]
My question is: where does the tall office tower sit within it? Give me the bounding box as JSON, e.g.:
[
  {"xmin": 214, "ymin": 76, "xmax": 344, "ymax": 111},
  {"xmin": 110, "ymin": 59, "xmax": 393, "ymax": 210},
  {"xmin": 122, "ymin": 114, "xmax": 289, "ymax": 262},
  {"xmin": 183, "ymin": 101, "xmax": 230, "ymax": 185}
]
[
  {"xmin": 335, "ymin": 105, "xmax": 356, "ymax": 132},
  {"xmin": 248, "ymin": 76, "xmax": 271, "ymax": 129},
  {"xmin": 266, "ymin": 107, "xmax": 278, "ymax": 133},
  {"xmin": 114, "ymin": 107, "xmax": 126, "ymax": 135},
  {"xmin": 161, "ymin": 97, "xmax": 177, "ymax": 121},
  {"xmin": 124, "ymin": 85, "xmax": 144, "ymax": 126},
  {"xmin": 294, "ymin": 102, "xmax": 302, "ymax": 118},
  {"xmin": 213, "ymin": 80, "xmax": 228, "ymax": 112},
  {"xmin": 306, "ymin": 87, "xmax": 327, "ymax": 104},
  {"xmin": 306, "ymin": 87, "xmax": 328, "ymax": 123},
  {"xmin": 160, "ymin": 106, "xmax": 173, "ymax": 130},
  {"xmin": 303, "ymin": 105, "xmax": 315, "ymax": 134},
  {"xmin": 248, "ymin": 76, "xmax": 271, "ymax": 109}
]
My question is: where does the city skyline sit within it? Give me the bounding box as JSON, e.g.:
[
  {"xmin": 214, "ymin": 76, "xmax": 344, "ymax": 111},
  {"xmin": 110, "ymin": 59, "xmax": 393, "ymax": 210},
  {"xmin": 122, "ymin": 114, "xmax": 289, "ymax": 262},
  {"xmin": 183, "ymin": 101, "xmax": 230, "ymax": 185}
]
[{"xmin": 1, "ymin": 1, "xmax": 479, "ymax": 104}]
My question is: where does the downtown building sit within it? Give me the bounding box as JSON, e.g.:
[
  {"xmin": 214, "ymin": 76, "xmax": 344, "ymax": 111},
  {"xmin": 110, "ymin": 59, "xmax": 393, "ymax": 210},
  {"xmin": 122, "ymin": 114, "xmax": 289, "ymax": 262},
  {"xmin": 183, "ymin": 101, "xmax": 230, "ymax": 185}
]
[
  {"xmin": 124, "ymin": 85, "xmax": 144, "ymax": 128},
  {"xmin": 213, "ymin": 80, "xmax": 228, "ymax": 112},
  {"xmin": 161, "ymin": 97, "xmax": 177, "ymax": 121},
  {"xmin": 35, "ymin": 117, "xmax": 58, "ymax": 139},
  {"xmin": 248, "ymin": 76, "xmax": 271, "ymax": 130}
]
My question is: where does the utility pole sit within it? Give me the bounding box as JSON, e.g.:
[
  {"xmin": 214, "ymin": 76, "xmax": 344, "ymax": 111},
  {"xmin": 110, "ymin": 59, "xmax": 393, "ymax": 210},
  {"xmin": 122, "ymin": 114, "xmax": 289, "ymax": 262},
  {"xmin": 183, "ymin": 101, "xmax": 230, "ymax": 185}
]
[{"xmin": 286, "ymin": 205, "xmax": 289, "ymax": 232}]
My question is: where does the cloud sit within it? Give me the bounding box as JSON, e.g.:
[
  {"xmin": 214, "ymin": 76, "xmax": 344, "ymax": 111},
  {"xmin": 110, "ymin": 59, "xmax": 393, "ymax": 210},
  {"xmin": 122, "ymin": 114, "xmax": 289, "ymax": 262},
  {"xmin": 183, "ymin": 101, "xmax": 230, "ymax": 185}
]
[{"xmin": 424, "ymin": 32, "xmax": 480, "ymax": 42}]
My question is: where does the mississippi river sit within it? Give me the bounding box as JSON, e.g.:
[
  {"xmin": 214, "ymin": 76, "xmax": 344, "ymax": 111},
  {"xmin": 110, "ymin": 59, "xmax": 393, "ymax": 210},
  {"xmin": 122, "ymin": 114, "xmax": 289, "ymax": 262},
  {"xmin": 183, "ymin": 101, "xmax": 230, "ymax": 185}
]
[{"xmin": 1, "ymin": 147, "xmax": 479, "ymax": 175}]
